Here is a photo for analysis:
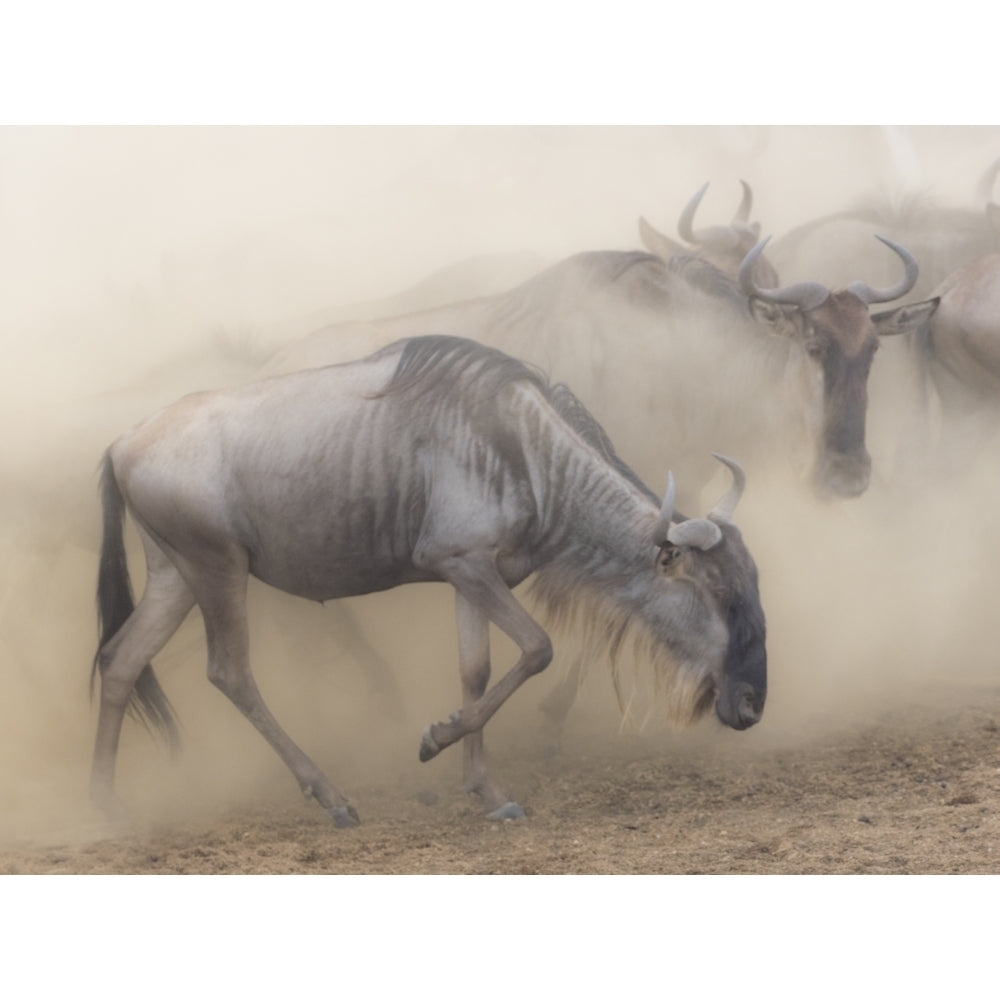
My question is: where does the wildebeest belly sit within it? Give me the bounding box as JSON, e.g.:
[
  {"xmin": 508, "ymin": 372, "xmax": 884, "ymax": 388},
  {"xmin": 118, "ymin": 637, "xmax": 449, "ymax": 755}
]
[
  {"xmin": 238, "ymin": 492, "xmax": 437, "ymax": 601},
  {"xmin": 249, "ymin": 545, "xmax": 436, "ymax": 602}
]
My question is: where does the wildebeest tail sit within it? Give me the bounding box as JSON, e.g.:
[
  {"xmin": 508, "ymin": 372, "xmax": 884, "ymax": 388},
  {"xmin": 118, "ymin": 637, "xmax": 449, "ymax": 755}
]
[{"xmin": 93, "ymin": 451, "xmax": 180, "ymax": 750}]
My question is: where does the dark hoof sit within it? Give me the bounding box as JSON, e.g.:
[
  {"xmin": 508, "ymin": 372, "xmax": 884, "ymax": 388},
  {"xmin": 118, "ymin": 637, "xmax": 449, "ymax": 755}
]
[
  {"xmin": 486, "ymin": 801, "xmax": 526, "ymax": 821},
  {"xmin": 326, "ymin": 804, "xmax": 360, "ymax": 828},
  {"xmin": 419, "ymin": 725, "xmax": 442, "ymax": 762}
]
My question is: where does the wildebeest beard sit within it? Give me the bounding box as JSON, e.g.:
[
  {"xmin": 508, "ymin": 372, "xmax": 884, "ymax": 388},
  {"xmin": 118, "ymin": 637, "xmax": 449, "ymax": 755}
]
[{"xmin": 529, "ymin": 571, "xmax": 720, "ymax": 730}]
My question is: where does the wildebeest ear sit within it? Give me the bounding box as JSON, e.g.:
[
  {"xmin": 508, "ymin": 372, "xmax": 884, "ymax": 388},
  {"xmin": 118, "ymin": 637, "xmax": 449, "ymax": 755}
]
[
  {"xmin": 871, "ymin": 298, "xmax": 939, "ymax": 337},
  {"xmin": 638, "ymin": 217, "xmax": 687, "ymax": 261}
]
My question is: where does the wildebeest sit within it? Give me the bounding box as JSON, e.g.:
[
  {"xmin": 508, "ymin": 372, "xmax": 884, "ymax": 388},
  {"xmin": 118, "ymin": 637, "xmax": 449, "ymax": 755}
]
[
  {"xmin": 91, "ymin": 336, "xmax": 766, "ymax": 824},
  {"xmin": 738, "ymin": 235, "xmax": 933, "ymax": 496},
  {"xmin": 876, "ymin": 243, "xmax": 1000, "ymax": 469},
  {"xmin": 770, "ymin": 159, "xmax": 1000, "ymax": 300},
  {"xmin": 638, "ymin": 179, "xmax": 780, "ymax": 287},
  {"xmin": 908, "ymin": 251, "xmax": 1000, "ymax": 414},
  {"xmin": 262, "ymin": 213, "xmax": 924, "ymax": 501}
]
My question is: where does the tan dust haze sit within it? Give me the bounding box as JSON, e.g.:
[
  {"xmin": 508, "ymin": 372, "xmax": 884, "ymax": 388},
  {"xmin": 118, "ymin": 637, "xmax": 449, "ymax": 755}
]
[{"xmin": 2, "ymin": 126, "xmax": 999, "ymax": 845}]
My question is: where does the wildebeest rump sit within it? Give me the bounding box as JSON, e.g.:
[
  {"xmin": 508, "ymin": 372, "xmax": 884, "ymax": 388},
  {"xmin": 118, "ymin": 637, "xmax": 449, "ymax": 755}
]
[{"xmin": 91, "ymin": 336, "xmax": 767, "ymax": 824}]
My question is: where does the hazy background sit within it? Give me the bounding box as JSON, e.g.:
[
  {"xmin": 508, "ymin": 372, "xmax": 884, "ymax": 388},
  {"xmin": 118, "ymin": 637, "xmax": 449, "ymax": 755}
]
[{"xmin": 3, "ymin": 125, "xmax": 1000, "ymax": 844}]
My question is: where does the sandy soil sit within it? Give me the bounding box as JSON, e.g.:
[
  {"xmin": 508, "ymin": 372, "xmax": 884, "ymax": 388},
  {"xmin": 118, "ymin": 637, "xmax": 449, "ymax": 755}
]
[{"xmin": 3, "ymin": 681, "xmax": 997, "ymax": 876}]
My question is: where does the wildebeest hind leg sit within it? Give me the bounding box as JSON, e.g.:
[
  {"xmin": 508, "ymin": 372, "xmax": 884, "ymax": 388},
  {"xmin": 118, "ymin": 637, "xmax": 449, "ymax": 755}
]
[
  {"xmin": 454, "ymin": 591, "xmax": 524, "ymax": 819},
  {"xmin": 91, "ymin": 546, "xmax": 195, "ymax": 819},
  {"xmin": 195, "ymin": 552, "xmax": 360, "ymax": 827}
]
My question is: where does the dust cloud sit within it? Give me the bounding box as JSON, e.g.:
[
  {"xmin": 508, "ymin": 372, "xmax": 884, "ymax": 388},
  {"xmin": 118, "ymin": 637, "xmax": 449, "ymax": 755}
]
[{"xmin": 2, "ymin": 126, "xmax": 999, "ymax": 846}]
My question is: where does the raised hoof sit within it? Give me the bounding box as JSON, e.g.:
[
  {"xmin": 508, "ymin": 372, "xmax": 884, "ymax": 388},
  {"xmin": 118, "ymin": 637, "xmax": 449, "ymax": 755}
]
[
  {"xmin": 419, "ymin": 725, "xmax": 442, "ymax": 762},
  {"xmin": 325, "ymin": 804, "xmax": 361, "ymax": 828},
  {"xmin": 486, "ymin": 801, "xmax": 526, "ymax": 821}
]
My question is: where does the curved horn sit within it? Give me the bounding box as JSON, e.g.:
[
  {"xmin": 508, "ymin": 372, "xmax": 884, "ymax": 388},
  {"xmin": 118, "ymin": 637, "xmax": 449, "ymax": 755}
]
[
  {"xmin": 975, "ymin": 158, "xmax": 1000, "ymax": 207},
  {"xmin": 677, "ymin": 182, "xmax": 710, "ymax": 244},
  {"xmin": 678, "ymin": 181, "xmax": 743, "ymax": 252},
  {"xmin": 709, "ymin": 453, "xmax": 746, "ymax": 521},
  {"xmin": 732, "ymin": 179, "xmax": 753, "ymax": 225},
  {"xmin": 653, "ymin": 470, "xmax": 676, "ymax": 546},
  {"xmin": 739, "ymin": 237, "xmax": 830, "ymax": 310},
  {"xmin": 846, "ymin": 236, "xmax": 919, "ymax": 305}
]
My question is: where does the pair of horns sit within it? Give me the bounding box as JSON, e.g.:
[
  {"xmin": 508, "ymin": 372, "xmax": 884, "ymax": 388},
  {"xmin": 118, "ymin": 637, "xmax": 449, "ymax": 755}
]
[
  {"xmin": 677, "ymin": 180, "xmax": 757, "ymax": 251},
  {"xmin": 653, "ymin": 454, "xmax": 746, "ymax": 551},
  {"xmin": 739, "ymin": 234, "xmax": 920, "ymax": 309}
]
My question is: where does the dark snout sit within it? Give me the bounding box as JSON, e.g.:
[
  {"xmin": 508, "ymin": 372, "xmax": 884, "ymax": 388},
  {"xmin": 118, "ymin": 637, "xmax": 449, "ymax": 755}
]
[
  {"xmin": 813, "ymin": 448, "xmax": 871, "ymax": 499},
  {"xmin": 715, "ymin": 680, "xmax": 765, "ymax": 731}
]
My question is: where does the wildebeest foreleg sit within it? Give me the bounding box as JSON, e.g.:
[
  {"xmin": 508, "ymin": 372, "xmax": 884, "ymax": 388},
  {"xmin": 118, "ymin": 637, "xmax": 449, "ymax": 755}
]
[
  {"xmin": 419, "ymin": 553, "xmax": 552, "ymax": 792},
  {"xmin": 91, "ymin": 548, "xmax": 195, "ymax": 819},
  {"xmin": 453, "ymin": 591, "xmax": 524, "ymax": 819},
  {"xmin": 195, "ymin": 554, "xmax": 360, "ymax": 827}
]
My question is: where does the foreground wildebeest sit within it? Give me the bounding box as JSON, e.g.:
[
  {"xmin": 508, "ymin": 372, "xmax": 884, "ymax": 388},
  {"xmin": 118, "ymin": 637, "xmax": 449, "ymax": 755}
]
[{"xmin": 91, "ymin": 336, "xmax": 766, "ymax": 824}]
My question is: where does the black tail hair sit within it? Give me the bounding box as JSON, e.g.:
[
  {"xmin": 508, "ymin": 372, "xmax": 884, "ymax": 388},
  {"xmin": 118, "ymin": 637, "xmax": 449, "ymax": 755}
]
[{"xmin": 93, "ymin": 451, "xmax": 180, "ymax": 750}]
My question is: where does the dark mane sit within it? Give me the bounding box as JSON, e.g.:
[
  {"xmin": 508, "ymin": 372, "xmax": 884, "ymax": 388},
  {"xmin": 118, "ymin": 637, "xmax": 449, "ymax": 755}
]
[
  {"xmin": 667, "ymin": 253, "xmax": 747, "ymax": 309},
  {"xmin": 545, "ymin": 382, "xmax": 658, "ymax": 505},
  {"xmin": 373, "ymin": 334, "xmax": 659, "ymax": 504},
  {"xmin": 373, "ymin": 334, "xmax": 548, "ymax": 401}
]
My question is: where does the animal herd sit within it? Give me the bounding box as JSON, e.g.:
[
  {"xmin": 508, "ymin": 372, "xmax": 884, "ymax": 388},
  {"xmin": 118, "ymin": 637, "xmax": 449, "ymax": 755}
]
[{"xmin": 85, "ymin": 162, "xmax": 1000, "ymax": 826}]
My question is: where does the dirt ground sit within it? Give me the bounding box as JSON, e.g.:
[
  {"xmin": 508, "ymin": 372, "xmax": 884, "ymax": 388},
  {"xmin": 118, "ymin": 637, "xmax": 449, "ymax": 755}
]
[{"xmin": 3, "ymin": 679, "xmax": 997, "ymax": 876}]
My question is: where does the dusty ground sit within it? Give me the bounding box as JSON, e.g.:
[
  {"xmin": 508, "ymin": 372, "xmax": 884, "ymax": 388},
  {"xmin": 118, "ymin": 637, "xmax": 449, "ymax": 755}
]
[{"xmin": 3, "ymin": 681, "xmax": 997, "ymax": 875}]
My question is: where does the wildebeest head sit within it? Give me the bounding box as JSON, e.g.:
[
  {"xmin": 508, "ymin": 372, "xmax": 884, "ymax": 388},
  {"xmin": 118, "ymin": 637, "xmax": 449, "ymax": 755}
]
[
  {"xmin": 640, "ymin": 180, "xmax": 780, "ymax": 288},
  {"xmin": 740, "ymin": 234, "xmax": 929, "ymax": 499},
  {"xmin": 645, "ymin": 455, "xmax": 766, "ymax": 731}
]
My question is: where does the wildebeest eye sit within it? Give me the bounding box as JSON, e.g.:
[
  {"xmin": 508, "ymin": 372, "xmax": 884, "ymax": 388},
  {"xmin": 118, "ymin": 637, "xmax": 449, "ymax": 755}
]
[
  {"xmin": 656, "ymin": 545, "xmax": 682, "ymax": 571},
  {"xmin": 804, "ymin": 339, "xmax": 827, "ymax": 361}
]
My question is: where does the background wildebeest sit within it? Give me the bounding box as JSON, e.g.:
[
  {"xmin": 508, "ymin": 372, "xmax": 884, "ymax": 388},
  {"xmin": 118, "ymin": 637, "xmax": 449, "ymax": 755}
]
[
  {"xmin": 638, "ymin": 179, "xmax": 778, "ymax": 287},
  {"xmin": 91, "ymin": 336, "xmax": 766, "ymax": 824},
  {"xmin": 873, "ymin": 238, "xmax": 1000, "ymax": 473},
  {"xmin": 771, "ymin": 158, "xmax": 1000, "ymax": 299},
  {"xmin": 261, "ymin": 199, "xmax": 923, "ymax": 502}
]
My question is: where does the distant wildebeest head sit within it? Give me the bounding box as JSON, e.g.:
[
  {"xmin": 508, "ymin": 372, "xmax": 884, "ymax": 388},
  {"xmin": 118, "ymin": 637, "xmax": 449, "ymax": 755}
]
[
  {"xmin": 639, "ymin": 180, "xmax": 780, "ymax": 288},
  {"xmin": 740, "ymin": 234, "xmax": 932, "ymax": 498}
]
